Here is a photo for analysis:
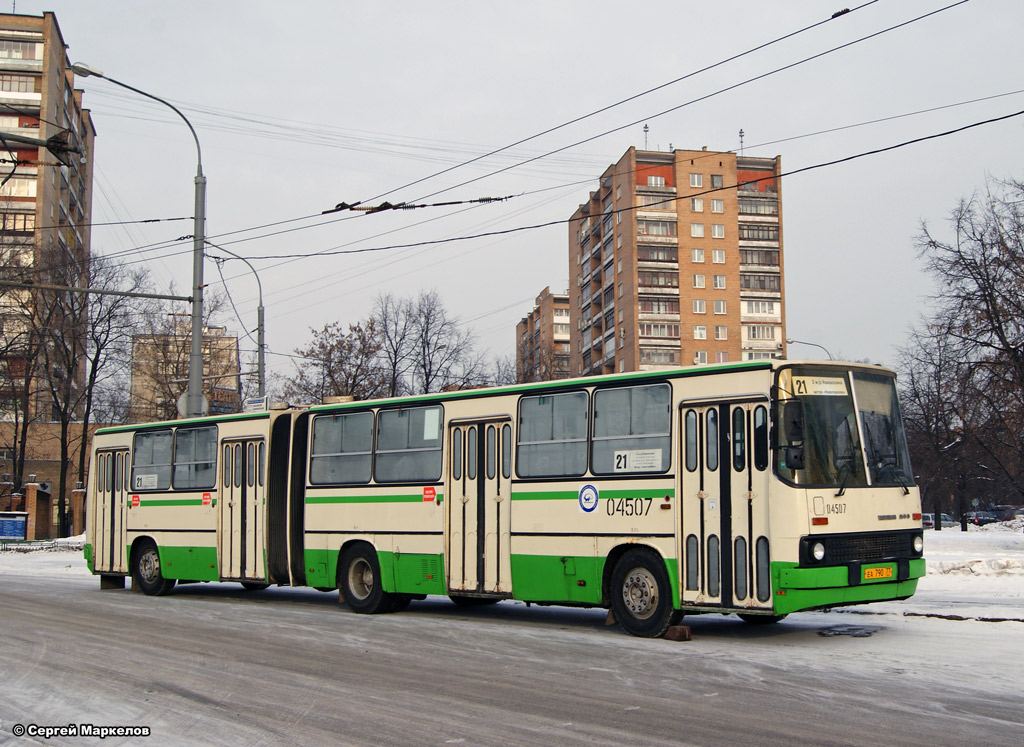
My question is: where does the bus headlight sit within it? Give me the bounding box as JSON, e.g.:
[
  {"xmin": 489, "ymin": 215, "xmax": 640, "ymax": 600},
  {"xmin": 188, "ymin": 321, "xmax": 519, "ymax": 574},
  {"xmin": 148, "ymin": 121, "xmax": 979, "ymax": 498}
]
[
  {"xmin": 812, "ymin": 542, "xmax": 826, "ymax": 561},
  {"xmin": 913, "ymin": 535, "xmax": 924, "ymax": 554}
]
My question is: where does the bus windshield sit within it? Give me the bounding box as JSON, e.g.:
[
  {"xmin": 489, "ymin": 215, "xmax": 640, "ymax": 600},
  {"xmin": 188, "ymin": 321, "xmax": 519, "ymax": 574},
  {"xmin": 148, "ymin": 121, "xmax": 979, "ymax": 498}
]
[{"xmin": 775, "ymin": 367, "xmax": 914, "ymax": 490}]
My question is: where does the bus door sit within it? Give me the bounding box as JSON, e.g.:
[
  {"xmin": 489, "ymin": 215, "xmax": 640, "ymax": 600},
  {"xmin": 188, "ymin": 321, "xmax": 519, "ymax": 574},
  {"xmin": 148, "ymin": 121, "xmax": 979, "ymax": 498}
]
[
  {"xmin": 679, "ymin": 398, "xmax": 773, "ymax": 610},
  {"xmin": 446, "ymin": 419, "xmax": 512, "ymax": 595},
  {"xmin": 94, "ymin": 449, "xmax": 129, "ymax": 573},
  {"xmin": 219, "ymin": 438, "xmax": 266, "ymax": 581}
]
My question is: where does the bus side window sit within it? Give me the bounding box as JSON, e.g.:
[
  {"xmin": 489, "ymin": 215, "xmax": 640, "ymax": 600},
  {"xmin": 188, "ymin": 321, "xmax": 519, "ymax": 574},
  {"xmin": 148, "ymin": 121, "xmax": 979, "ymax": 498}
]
[
  {"xmin": 452, "ymin": 428, "xmax": 462, "ymax": 481},
  {"xmin": 501, "ymin": 424, "xmax": 511, "ymax": 479},
  {"xmin": 98, "ymin": 453, "xmax": 106, "ymax": 494},
  {"xmin": 685, "ymin": 410, "xmax": 698, "ymax": 472},
  {"xmin": 467, "ymin": 427, "xmax": 477, "ymax": 480},
  {"xmin": 732, "ymin": 408, "xmax": 746, "ymax": 472},
  {"xmin": 706, "ymin": 409, "xmax": 719, "ymax": 471},
  {"xmin": 753, "ymin": 405, "xmax": 768, "ymax": 471},
  {"xmin": 223, "ymin": 445, "xmax": 231, "ymax": 487},
  {"xmin": 486, "ymin": 425, "xmax": 496, "ymax": 480}
]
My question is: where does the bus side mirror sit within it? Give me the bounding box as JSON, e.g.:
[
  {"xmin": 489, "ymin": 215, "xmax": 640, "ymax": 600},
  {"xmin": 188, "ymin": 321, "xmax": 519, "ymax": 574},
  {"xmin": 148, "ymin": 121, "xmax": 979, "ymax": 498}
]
[
  {"xmin": 785, "ymin": 446, "xmax": 805, "ymax": 470},
  {"xmin": 784, "ymin": 400, "xmax": 804, "ymax": 442}
]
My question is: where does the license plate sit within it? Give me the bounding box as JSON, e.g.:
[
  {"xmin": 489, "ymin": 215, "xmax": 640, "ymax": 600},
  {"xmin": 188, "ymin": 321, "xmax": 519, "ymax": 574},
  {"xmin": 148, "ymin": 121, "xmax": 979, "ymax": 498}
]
[{"xmin": 864, "ymin": 566, "xmax": 893, "ymax": 580}]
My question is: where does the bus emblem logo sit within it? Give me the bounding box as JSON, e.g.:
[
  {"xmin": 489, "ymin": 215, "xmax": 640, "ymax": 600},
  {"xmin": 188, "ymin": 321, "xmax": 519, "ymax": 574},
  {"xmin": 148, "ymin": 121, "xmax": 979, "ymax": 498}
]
[{"xmin": 578, "ymin": 484, "xmax": 599, "ymax": 513}]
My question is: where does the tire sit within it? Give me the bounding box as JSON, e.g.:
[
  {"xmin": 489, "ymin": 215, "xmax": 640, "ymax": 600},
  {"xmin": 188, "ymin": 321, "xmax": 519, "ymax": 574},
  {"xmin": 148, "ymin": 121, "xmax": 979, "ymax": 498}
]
[
  {"xmin": 338, "ymin": 543, "xmax": 398, "ymax": 614},
  {"xmin": 388, "ymin": 596, "xmax": 412, "ymax": 613},
  {"xmin": 240, "ymin": 582, "xmax": 270, "ymax": 592},
  {"xmin": 132, "ymin": 541, "xmax": 175, "ymax": 597},
  {"xmin": 737, "ymin": 613, "xmax": 788, "ymax": 625},
  {"xmin": 449, "ymin": 595, "xmax": 501, "ymax": 607},
  {"xmin": 610, "ymin": 549, "xmax": 680, "ymax": 638}
]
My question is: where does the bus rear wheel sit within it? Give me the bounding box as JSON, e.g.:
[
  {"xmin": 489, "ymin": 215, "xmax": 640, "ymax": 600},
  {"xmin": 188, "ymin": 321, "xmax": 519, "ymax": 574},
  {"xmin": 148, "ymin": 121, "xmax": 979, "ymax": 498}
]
[
  {"xmin": 132, "ymin": 541, "xmax": 175, "ymax": 597},
  {"xmin": 610, "ymin": 549, "xmax": 680, "ymax": 638},
  {"xmin": 339, "ymin": 543, "xmax": 399, "ymax": 614}
]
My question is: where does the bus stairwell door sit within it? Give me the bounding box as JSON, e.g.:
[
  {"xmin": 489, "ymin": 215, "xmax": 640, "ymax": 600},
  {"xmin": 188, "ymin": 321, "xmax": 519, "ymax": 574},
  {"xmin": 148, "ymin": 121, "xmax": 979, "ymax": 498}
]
[
  {"xmin": 219, "ymin": 439, "xmax": 267, "ymax": 581},
  {"xmin": 94, "ymin": 449, "xmax": 129, "ymax": 573},
  {"xmin": 446, "ymin": 420, "xmax": 512, "ymax": 594},
  {"xmin": 680, "ymin": 399, "xmax": 773, "ymax": 610}
]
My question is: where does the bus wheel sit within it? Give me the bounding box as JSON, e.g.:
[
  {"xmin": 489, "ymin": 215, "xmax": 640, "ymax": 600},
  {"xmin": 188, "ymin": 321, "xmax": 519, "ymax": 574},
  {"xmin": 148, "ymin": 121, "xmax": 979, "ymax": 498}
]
[
  {"xmin": 610, "ymin": 549, "xmax": 679, "ymax": 638},
  {"xmin": 132, "ymin": 541, "xmax": 175, "ymax": 597},
  {"xmin": 241, "ymin": 582, "xmax": 269, "ymax": 592},
  {"xmin": 339, "ymin": 543, "xmax": 396, "ymax": 614},
  {"xmin": 737, "ymin": 613, "xmax": 788, "ymax": 625}
]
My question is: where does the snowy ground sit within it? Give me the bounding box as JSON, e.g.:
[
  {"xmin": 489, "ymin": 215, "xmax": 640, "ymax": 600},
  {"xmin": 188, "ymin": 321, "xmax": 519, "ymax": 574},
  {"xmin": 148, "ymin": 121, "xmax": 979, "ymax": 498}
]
[{"xmin": 2, "ymin": 525, "xmax": 1022, "ymax": 622}]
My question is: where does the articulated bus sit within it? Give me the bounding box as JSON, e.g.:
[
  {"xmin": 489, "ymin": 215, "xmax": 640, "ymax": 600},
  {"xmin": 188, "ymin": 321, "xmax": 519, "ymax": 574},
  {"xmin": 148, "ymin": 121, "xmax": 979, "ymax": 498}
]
[{"xmin": 85, "ymin": 360, "xmax": 925, "ymax": 637}]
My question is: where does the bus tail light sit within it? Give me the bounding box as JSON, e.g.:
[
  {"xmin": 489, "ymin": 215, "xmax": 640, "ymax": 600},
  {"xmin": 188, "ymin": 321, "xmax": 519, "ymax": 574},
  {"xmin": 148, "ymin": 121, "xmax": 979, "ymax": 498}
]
[{"xmin": 811, "ymin": 517, "xmax": 828, "ymax": 526}]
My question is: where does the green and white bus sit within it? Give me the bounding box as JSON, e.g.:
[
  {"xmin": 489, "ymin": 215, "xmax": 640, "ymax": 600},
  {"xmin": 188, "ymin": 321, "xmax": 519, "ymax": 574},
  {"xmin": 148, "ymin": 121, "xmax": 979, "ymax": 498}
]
[{"xmin": 85, "ymin": 359, "xmax": 925, "ymax": 637}]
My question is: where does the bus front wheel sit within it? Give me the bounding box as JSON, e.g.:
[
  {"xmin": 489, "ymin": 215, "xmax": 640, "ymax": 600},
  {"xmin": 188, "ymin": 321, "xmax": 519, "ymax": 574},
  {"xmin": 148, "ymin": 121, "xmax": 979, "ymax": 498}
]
[
  {"xmin": 339, "ymin": 543, "xmax": 399, "ymax": 614},
  {"xmin": 610, "ymin": 549, "xmax": 680, "ymax": 638},
  {"xmin": 132, "ymin": 541, "xmax": 175, "ymax": 596}
]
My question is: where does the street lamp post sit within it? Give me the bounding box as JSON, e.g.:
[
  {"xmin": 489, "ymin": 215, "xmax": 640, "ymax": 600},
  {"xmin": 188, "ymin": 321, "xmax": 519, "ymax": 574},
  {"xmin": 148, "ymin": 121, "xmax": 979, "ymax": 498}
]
[
  {"xmin": 71, "ymin": 63, "xmax": 208, "ymax": 417},
  {"xmin": 786, "ymin": 338, "xmax": 834, "ymax": 360},
  {"xmin": 206, "ymin": 240, "xmax": 265, "ymax": 398}
]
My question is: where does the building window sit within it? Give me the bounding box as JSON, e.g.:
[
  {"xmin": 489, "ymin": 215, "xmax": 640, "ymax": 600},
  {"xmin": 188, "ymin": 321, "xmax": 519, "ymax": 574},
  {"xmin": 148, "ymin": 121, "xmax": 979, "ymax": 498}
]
[
  {"xmin": 745, "ymin": 351, "xmax": 778, "ymax": 361},
  {"xmin": 738, "ymin": 198, "xmax": 778, "ymax": 215},
  {"xmin": 0, "ymin": 40, "xmax": 41, "ymax": 61},
  {"xmin": 740, "ymin": 274, "xmax": 781, "ymax": 291},
  {"xmin": 713, "ymin": 275, "xmax": 726, "ymax": 289},
  {"xmin": 648, "ymin": 175, "xmax": 666, "ymax": 187},
  {"xmin": 692, "ymin": 274, "xmax": 705, "ymax": 289},
  {"xmin": 715, "ymin": 351, "xmax": 729, "ymax": 363},
  {"xmin": 640, "ymin": 347, "xmax": 679, "ymax": 365},
  {"xmin": 617, "ymin": 258, "xmax": 622, "ymax": 273},
  {"xmin": 693, "ymin": 299, "xmax": 706, "ymax": 314},
  {"xmin": 739, "ymin": 249, "xmax": 780, "ymax": 266},
  {"xmin": 712, "ymin": 224, "xmax": 725, "ymax": 239},
  {"xmin": 715, "ymin": 326, "xmax": 728, "ymax": 340},
  {"xmin": 639, "ymin": 193, "xmax": 673, "ymax": 209},
  {"xmin": 638, "ymin": 271, "xmax": 678, "ymax": 287},
  {"xmin": 638, "ymin": 220, "xmax": 677, "ymax": 237},
  {"xmin": 747, "ymin": 325, "xmax": 777, "ymax": 340},
  {"xmin": 691, "ymin": 248, "xmax": 704, "ymax": 263},
  {"xmin": 694, "ymin": 325, "xmax": 707, "ymax": 340},
  {"xmin": 712, "ymin": 249, "xmax": 725, "ymax": 264},
  {"xmin": 738, "ymin": 224, "xmax": 779, "ymax": 241},
  {"xmin": 690, "ymin": 198, "xmax": 703, "ymax": 213},
  {"xmin": 618, "ymin": 282, "xmax": 623, "ymax": 297},
  {"xmin": 0, "ymin": 74, "xmax": 35, "ymax": 93},
  {"xmin": 690, "ymin": 223, "xmax": 704, "ymax": 238},
  {"xmin": 711, "ymin": 199, "xmax": 725, "ymax": 213},
  {"xmin": 746, "ymin": 300, "xmax": 775, "ymax": 314},
  {"xmin": 714, "ymin": 300, "xmax": 727, "ymax": 315},
  {"xmin": 690, "ymin": 173, "xmax": 702, "ymax": 188},
  {"xmin": 640, "ymin": 323, "xmax": 680, "ymax": 338},
  {"xmin": 711, "ymin": 175, "xmax": 723, "ymax": 189},
  {"xmin": 695, "ymin": 351, "xmax": 708, "ymax": 364},
  {"xmin": 639, "ymin": 297, "xmax": 679, "ymax": 315},
  {"xmin": 638, "ymin": 245, "xmax": 677, "ymax": 262}
]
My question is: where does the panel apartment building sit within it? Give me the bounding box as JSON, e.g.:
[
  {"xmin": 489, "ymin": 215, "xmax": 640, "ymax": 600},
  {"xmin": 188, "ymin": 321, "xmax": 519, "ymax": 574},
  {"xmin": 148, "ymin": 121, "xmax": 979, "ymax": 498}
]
[
  {"xmin": 0, "ymin": 11, "xmax": 95, "ymax": 419},
  {"xmin": 516, "ymin": 286, "xmax": 570, "ymax": 382},
  {"xmin": 568, "ymin": 147, "xmax": 785, "ymax": 376}
]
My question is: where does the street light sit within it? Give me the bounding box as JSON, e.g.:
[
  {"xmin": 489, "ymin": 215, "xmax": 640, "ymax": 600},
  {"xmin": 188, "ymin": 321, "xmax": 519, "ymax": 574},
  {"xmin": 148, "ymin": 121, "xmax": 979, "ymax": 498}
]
[
  {"xmin": 206, "ymin": 240, "xmax": 265, "ymax": 398},
  {"xmin": 786, "ymin": 338, "xmax": 834, "ymax": 360},
  {"xmin": 71, "ymin": 62, "xmax": 208, "ymax": 417}
]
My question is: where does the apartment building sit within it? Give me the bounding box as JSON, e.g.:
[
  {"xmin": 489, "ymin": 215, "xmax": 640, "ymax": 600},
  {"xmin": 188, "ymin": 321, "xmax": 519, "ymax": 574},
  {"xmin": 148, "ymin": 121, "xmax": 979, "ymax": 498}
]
[
  {"xmin": 130, "ymin": 324, "xmax": 241, "ymax": 422},
  {"xmin": 568, "ymin": 147, "xmax": 785, "ymax": 375},
  {"xmin": 0, "ymin": 11, "xmax": 95, "ymax": 420},
  {"xmin": 516, "ymin": 286, "xmax": 571, "ymax": 382}
]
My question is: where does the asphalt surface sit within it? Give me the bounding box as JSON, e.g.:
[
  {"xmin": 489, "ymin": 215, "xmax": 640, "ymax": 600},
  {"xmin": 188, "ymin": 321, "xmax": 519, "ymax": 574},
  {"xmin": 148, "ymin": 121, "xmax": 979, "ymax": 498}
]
[{"xmin": 0, "ymin": 572, "xmax": 1021, "ymax": 746}]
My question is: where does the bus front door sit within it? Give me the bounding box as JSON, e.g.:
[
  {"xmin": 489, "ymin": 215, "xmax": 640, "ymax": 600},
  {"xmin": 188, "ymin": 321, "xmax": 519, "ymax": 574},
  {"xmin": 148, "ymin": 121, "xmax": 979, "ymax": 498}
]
[
  {"xmin": 680, "ymin": 399, "xmax": 773, "ymax": 611},
  {"xmin": 446, "ymin": 420, "xmax": 512, "ymax": 596},
  {"xmin": 94, "ymin": 449, "xmax": 129, "ymax": 574},
  {"xmin": 219, "ymin": 439, "xmax": 266, "ymax": 581}
]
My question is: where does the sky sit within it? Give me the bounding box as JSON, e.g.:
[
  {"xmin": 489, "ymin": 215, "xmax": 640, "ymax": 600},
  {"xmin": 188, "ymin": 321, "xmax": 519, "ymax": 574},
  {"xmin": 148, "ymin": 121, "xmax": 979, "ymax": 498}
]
[{"xmin": 13, "ymin": 0, "xmax": 1024, "ymax": 382}]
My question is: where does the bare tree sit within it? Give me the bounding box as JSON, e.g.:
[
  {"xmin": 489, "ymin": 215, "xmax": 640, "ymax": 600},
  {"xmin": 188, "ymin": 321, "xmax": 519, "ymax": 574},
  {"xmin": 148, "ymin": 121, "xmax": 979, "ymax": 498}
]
[
  {"xmin": 899, "ymin": 176, "xmax": 1024, "ymax": 512},
  {"xmin": 371, "ymin": 292, "xmax": 415, "ymax": 398},
  {"xmin": 282, "ymin": 319, "xmax": 387, "ymax": 404},
  {"xmin": 410, "ymin": 290, "xmax": 483, "ymax": 393}
]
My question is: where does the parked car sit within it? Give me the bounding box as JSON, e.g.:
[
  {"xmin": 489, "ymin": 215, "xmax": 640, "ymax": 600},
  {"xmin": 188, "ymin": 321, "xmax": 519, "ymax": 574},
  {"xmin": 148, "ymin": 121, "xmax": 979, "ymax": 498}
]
[
  {"xmin": 991, "ymin": 506, "xmax": 1023, "ymax": 521},
  {"xmin": 922, "ymin": 513, "xmax": 957, "ymax": 528},
  {"xmin": 966, "ymin": 511, "xmax": 999, "ymax": 526}
]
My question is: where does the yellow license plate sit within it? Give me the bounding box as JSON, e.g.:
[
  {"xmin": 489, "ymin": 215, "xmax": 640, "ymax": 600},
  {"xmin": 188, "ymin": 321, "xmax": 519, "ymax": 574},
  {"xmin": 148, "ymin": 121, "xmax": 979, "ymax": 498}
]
[{"xmin": 864, "ymin": 567, "xmax": 893, "ymax": 580}]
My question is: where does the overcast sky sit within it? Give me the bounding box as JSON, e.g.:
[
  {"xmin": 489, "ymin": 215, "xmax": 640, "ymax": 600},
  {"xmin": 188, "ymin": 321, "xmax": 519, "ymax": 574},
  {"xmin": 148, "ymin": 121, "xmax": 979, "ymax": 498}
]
[{"xmin": 16, "ymin": 0, "xmax": 1024, "ymax": 380}]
